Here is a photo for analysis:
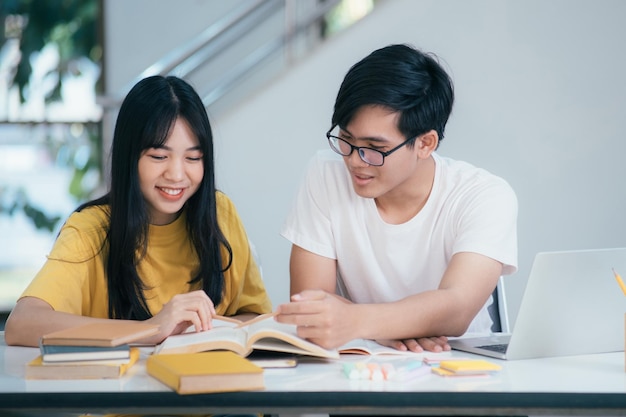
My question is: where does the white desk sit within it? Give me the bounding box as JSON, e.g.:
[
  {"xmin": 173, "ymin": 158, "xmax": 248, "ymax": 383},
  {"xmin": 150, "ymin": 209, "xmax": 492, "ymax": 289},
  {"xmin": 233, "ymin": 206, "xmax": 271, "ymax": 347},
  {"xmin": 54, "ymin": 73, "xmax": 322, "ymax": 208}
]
[{"xmin": 2, "ymin": 331, "xmax": 626, "ymax": 416}]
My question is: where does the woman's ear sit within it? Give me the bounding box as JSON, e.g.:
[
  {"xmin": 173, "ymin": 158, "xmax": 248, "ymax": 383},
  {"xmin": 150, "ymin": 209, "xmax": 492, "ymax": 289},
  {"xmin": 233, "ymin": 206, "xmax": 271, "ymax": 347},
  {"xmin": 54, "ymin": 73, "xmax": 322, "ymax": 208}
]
[{"xmin": 416, "ymin": 130, "xmax": 439, "ymax": 158}]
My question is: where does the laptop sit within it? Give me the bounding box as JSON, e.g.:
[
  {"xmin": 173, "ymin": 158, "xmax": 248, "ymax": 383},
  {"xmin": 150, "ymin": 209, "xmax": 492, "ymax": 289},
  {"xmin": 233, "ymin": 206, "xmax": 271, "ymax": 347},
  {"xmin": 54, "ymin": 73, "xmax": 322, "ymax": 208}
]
[{"xmin": 449, "ymin": 247, "xmax": 626, "ymax": 360}]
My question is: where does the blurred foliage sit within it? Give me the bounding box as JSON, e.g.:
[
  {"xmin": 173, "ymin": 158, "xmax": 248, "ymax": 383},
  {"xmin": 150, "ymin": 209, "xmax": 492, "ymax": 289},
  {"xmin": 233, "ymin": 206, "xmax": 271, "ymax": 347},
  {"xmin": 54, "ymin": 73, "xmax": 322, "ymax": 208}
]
[
  {"xmin": 0, "ymin": 0, "xmax": 102, "ymax": 103},
  {"xmin": 0, "ymin": 122, "xmax": 101, "ymax": 232},
  {"xmin": 64, "ymin": 122, "xmax": 103, "ymax": 202},
  {"xmin": 0, "ymin": 0, "xmax": 102, "ymax": 232},
  {"xmin": 0, "ymin": 186, "xmax": 61, "ymax": 232},
  {"xmin": 322, "ymin": 0, "xmax": 375, "ymax": 37}
]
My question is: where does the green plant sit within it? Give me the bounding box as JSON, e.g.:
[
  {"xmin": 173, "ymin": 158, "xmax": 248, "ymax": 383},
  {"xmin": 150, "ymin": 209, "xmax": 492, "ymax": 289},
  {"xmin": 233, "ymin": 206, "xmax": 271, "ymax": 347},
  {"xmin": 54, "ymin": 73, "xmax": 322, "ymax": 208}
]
[
  {"xmin": 0, "ymin": 0, "xmax": 102, "ymax": 232},
  {"xmin": 1, "ymin": 0, "xmax": 101, "ymax": 103},
  {"xmin": 0, "ymin": 186, "xmax": 61, "ymax": 232}
]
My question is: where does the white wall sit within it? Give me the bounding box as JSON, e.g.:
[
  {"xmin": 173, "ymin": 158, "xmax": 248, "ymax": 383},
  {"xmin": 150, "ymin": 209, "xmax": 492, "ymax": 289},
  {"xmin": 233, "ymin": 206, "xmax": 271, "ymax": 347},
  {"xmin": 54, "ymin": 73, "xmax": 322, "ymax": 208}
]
[
  {"xmin": 106, "ymin": 0, "xmax": 626, "ymax": 327},
  {"xmin": 214, "ymin": 0, "xmax": 626, "ymax": 325},
  {"xmin": 104, "ymin": 0, "xmax": 250, "ymax": 93}
]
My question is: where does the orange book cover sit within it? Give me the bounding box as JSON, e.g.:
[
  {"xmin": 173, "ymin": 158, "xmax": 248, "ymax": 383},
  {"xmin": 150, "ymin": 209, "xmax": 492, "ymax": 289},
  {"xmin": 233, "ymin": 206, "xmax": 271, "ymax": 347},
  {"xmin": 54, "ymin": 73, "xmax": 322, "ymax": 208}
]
[{"xmin": 41, "ymin": 322, "xmax": 160, "ymax": 347}]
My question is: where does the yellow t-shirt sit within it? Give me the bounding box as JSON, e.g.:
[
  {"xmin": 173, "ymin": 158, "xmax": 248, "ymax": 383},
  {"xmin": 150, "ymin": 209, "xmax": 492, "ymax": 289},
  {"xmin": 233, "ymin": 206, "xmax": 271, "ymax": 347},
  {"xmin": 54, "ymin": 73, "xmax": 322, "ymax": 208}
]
[{"xmin": 20, "ymin": 192, "xmax": 272, "ymax": 317}]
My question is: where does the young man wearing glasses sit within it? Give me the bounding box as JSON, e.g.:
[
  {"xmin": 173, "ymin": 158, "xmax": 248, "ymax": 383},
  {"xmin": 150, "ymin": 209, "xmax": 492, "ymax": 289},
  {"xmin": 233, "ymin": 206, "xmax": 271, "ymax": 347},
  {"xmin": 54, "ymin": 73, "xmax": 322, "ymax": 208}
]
[{"xmin": 276, "ymin": 44, "xmax": 518, "ymax": 353}]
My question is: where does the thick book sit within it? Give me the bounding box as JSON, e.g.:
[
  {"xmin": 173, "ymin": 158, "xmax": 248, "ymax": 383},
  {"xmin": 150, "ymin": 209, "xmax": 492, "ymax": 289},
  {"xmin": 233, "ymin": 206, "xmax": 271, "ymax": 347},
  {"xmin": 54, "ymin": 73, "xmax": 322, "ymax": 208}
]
[
  {"xmin": 146, "ymin": 351, "xmax": 264, "ymax": 394},
  {"xmin": 25, "ymin": 347, "xmax": 140, "ymax": 379},
  {"xmin": 41, "ymin": 322, "xmax": 160, "ymax": 347},
  {"xmin": 155, "ymin": 313, "xmax": 339, "ymax": 359},
  {"xmin": 40, "ymin": 343, "xmax": 131, "ymax": 363}
]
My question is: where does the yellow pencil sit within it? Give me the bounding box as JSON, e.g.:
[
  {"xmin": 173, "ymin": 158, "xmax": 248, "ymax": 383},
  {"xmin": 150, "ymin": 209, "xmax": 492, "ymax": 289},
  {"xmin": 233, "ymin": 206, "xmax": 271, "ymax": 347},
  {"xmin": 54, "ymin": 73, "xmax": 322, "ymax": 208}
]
[{"xmin": 612, "ymin": 268, "xmax": 626, "ymax": 296}]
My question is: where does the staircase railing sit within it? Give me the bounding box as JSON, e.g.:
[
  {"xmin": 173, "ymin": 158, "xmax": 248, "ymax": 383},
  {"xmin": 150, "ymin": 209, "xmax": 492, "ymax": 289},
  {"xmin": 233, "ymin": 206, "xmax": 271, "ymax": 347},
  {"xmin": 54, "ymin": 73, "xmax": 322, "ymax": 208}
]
[{"xmin": 99, "ymin": 0, "xmax": 341, "ymax": 112}]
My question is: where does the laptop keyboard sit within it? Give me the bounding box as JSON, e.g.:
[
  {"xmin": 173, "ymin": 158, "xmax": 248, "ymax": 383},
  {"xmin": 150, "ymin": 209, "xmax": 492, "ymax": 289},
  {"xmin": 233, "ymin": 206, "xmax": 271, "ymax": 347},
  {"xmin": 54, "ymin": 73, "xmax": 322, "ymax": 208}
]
[{"xmin": 477, "ymin": 343, "xmax": 508, "ymax": 353}]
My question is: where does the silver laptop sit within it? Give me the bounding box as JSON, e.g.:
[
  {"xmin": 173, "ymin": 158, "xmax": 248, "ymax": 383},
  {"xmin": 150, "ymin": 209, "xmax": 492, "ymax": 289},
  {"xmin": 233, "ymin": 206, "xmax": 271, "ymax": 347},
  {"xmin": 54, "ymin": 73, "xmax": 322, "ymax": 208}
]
[{"xmin": 449, "ymin": 247, "xmax": 626, "ymax": 360}]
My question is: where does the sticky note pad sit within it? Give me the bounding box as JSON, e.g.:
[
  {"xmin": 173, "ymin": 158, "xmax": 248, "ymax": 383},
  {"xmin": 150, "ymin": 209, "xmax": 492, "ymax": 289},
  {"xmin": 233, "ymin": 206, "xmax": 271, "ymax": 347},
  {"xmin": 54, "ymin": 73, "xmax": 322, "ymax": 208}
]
[{"xmin": 439, "ymin": 360, "xmax": 501, "ymax": 375}]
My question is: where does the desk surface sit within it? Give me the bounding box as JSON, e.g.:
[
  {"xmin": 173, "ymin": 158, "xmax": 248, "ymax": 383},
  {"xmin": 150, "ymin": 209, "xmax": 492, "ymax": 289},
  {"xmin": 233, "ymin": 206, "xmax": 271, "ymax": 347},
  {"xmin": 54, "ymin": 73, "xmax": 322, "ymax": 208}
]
[{"xmin": 2, "ymin": 331, "xmax": 626, "ymax": 416}]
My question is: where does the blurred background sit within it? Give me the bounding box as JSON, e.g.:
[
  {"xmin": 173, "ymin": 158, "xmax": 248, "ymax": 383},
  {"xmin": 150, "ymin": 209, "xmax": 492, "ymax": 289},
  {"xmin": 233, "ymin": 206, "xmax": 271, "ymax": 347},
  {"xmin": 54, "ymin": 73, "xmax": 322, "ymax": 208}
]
[{"xmin": 1, "ymin": 0, "xmax": 625, "ymax": 331}]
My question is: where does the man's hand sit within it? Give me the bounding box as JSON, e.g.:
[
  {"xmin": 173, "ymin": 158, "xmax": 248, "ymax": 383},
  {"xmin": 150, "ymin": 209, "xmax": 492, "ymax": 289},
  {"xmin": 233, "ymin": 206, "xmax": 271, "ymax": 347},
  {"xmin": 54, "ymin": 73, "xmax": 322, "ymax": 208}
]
[
  {"xmin": 276, "ymin": 289, "xmax": 355, "ymax": 349},
  {"xmin": 375, "ymin": 336, "xmax": 451, "ymax": 353}
]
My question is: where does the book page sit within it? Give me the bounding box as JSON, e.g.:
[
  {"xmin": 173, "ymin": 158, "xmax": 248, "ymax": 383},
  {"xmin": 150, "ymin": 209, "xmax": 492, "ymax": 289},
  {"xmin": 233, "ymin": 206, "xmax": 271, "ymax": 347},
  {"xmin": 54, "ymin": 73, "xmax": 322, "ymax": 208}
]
[
  {"xmin": 156, "ymin": 326, "xmax": 249, "ymax": 356},
  {"xmin": 338, "ymin": 339, "xmax": 421, "ymax": 355},
  {"xmin": 245, "ymin": 316, "xmax": 339, "ymax": 359},
  {"xmin": 182, "ymin": 318, "xmax": 240, "ymax": 333}
]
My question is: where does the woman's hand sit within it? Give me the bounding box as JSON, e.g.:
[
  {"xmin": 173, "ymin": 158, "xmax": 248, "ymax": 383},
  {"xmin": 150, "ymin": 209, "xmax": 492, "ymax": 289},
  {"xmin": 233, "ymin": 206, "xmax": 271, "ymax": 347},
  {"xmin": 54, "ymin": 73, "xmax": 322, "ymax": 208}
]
[{"xmin": 144, "ymin": 290, "xmax": 216, "ymax": 344}]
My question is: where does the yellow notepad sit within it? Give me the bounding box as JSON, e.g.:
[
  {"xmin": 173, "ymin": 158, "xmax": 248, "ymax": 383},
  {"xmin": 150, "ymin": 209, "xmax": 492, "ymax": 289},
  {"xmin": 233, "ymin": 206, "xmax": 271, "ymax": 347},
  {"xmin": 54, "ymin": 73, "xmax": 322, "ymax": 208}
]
[{"xmin": 438, "ymin": 359, "xmax": 502, "ymax": 375}]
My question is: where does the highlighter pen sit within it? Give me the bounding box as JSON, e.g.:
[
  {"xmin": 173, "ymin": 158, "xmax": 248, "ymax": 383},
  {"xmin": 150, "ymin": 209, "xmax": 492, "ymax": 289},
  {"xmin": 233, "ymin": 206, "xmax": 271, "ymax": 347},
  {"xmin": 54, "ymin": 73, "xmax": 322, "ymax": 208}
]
[
  {"xmin": 612, "ymin": 268, "xmax": 626, "ymax": 296},
  {"xmin": 393, "ymin": 360, "xmax": 430, "ymax": 381}
]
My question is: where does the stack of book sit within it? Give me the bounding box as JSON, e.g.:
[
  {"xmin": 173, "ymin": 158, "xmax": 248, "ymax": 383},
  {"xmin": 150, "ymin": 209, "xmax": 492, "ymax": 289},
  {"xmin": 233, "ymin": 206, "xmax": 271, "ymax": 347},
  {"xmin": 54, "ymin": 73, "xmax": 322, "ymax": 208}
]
[{"xmin": 25, "ymin": 322, "xmax": 159, "ymax": 379}]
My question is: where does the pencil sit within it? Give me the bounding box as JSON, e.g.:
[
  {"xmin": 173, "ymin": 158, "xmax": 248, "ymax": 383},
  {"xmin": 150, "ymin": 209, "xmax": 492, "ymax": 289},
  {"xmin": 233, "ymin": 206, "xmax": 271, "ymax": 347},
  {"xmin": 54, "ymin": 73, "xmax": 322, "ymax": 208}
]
[{"xmin": 612, "ymin": 268, "xmax": 626, "ymax": 296}]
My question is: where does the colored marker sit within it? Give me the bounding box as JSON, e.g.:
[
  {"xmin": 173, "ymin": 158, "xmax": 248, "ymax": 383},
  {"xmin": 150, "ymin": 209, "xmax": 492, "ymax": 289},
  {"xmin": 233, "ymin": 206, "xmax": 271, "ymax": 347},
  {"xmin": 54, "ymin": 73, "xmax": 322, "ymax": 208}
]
[
  {"xmin": 394, "ymin": 360, "xmax": 430, "ymax": 381},
  {"xmin": 367, "ymin": 363, "xmax": 384, "ymax": 381}
]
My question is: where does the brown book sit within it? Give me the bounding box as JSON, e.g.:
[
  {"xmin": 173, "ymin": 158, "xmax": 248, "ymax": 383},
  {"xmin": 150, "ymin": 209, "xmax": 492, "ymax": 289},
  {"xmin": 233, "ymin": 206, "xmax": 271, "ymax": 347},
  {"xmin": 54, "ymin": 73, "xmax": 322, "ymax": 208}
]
[
  {"xmin": 155, "ymin": 313, "xmax": 338, "ymax": 359},
  {"xmin": 146, "ymin": 351, "xmax": 264, "ymax": 394},
  {"xmin": 25, "ymin": 347, "xmax": 140, "ymax": 379},
  {"xmin": 41, "ymin": 322, "xmax": 160, "ymax": 347}
]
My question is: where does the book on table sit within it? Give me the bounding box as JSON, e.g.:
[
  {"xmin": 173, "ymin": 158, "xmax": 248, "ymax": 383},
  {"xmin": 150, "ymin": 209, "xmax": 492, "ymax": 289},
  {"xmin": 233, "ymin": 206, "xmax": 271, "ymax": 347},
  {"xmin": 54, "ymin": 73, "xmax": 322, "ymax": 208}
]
[
  {"xmin": 40, "ymin": 321, "xmax": 160, "ymax": 347},
  {"xmin": 25, "ymin": 347, "xmax": 141, "ymax": 379},
  {"xmin": 338, "ymin": 338, "xmax": 453, "ymax": 358},
  {"xmin": 39, "ymin": 342, "xmax": 131, "ymax": 362},
  {"xmin": 155, "ymin": 313, "xmax": 339, "ymax": 359},
  {"xmin": 146, "ymin": 351, "xmax": 264, "ymax": 394},
  {"xmin": 155, "ymin": 313, "xmax": 453, "ymax": 360}
]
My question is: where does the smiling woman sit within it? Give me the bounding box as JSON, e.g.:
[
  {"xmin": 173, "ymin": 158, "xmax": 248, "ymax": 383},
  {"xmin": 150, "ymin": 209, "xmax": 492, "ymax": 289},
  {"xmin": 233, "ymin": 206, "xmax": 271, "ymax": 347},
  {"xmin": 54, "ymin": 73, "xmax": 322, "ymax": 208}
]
[
  {"xmin": 4, "ymin": 75, "xmax": 272, "ymax": 349},
  {"xmin": 138, "ymin": 118, "xmax": 204, "ymax": 226}
]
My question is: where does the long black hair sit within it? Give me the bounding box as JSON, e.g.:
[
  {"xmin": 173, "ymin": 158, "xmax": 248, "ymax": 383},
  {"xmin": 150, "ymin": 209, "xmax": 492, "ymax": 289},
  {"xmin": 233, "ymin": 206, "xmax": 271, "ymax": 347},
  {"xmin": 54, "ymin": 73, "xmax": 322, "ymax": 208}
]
[{"xmin": 77, "ymin": 75, "xmax": 231, "ymax": 319}]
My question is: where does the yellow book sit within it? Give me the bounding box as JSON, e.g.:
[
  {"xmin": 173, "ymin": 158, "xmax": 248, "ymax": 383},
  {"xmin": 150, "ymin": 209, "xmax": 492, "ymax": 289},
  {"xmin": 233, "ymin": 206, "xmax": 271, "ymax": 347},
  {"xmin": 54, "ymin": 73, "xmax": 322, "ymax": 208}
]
[
  {"xmin": 25, "ymin": 347, "xmax": 140, "ymax": 379},
  {"xmin": 146, "ymin": 351, "xmax": 264, "ymax": 394},
  {"xmin": 155, "ymin": 313, "xmax": 338, "ymax": 359}
]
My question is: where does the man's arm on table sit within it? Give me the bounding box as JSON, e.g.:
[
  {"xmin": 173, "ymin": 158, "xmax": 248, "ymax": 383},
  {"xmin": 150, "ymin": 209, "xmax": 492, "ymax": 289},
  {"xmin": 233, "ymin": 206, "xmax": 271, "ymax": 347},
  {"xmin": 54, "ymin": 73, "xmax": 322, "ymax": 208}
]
[{"xmin": 276, "ymin": 245, "xmax": 502, "ymax": 352}]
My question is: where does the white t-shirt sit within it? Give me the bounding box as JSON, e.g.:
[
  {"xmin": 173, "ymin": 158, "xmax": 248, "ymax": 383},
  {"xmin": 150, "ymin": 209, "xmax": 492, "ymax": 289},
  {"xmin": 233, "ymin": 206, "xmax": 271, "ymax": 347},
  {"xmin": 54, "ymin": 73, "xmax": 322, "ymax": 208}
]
[{"xmin": 281, "ymin": 150, "xmax": 518, "ymax": 333}]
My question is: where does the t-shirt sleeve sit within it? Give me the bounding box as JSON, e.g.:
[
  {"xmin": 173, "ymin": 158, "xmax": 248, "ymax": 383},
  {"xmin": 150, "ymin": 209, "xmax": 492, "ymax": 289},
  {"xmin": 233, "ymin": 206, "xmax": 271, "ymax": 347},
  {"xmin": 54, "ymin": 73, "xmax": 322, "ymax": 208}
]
[
  {"xmin": 452, "ymin": 176, "xmax": 518, "ymax": 275},
  {"xmin": 280, "ymin": 152, "xmax": 337, "ymax": 259},
  {"xmin": 19, "ymin": 209, "xmax": 109, "ymax": 317}
]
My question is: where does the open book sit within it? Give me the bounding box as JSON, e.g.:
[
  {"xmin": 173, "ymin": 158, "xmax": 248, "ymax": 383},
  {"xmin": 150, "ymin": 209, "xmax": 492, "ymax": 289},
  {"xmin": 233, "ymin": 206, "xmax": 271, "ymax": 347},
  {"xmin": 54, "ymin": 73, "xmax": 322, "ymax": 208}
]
[
  {"xmin": 155, "ymin": 313, "xmax": 339, "ymax": 359},
  {"xmin": 339, "ymin": 339, "xmax": 423, "ymax": 356},
  {"xmin": 156, "ymin": 313, "xmax": 451, "ymax": 360}
]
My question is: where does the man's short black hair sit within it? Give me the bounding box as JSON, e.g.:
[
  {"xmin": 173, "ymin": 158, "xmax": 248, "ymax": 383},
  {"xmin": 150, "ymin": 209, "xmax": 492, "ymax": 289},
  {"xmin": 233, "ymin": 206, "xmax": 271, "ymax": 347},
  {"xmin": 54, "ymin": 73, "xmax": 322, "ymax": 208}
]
[{"xmin": 331, "ymin": 44, "xmax": 454, "ymax": 144}]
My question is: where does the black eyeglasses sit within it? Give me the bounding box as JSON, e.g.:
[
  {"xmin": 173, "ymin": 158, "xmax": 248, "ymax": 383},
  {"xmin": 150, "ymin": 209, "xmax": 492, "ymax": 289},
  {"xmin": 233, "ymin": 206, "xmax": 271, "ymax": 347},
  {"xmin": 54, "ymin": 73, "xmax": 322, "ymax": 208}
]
[{"xmin": 326, "ymin": 126, "xmax": 414, "ymax": 166}]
